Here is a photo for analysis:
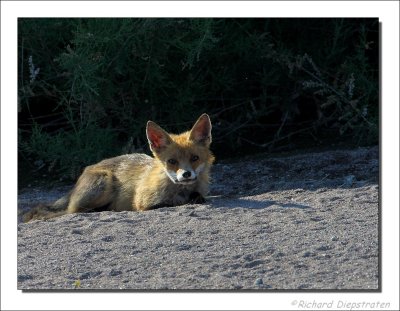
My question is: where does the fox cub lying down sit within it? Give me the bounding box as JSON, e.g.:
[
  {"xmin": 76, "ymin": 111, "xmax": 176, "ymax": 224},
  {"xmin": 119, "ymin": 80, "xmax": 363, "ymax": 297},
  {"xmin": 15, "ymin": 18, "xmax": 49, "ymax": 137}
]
[{"xmin": 24, "ymin": 114, "xmax": 215, "ymax": 222}]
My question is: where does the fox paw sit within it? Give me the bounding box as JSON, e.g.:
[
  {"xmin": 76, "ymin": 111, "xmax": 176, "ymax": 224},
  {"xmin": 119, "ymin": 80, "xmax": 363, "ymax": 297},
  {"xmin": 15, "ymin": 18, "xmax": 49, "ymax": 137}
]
[{"xmin": 189, "ymin": 192, "xmax": 206, "ymax": 204}]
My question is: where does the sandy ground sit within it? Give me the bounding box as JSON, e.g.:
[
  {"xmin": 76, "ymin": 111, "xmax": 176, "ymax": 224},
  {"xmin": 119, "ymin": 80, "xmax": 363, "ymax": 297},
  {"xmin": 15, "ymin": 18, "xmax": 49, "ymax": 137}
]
[{"xmin": 17, "ymin": 146, "xmax": 379, "ymax": 290}]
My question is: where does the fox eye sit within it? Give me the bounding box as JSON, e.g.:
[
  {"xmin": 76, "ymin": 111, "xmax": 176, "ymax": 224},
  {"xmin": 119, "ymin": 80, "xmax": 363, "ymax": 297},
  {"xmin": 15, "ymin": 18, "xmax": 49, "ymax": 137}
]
[
  {"xmin": 168, "ymin": 159, "xmax": 178, "ymax": 165},
  {"xmin": 190, "ymin": 155, "xmax": 199, "ymax": 162}
]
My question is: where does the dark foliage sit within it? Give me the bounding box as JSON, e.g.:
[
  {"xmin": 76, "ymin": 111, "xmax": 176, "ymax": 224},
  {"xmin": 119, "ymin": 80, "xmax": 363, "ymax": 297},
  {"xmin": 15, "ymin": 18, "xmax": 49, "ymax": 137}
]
[{"xmin": 18, "ymin": 18, "xmax": 379, "ymax": 180}]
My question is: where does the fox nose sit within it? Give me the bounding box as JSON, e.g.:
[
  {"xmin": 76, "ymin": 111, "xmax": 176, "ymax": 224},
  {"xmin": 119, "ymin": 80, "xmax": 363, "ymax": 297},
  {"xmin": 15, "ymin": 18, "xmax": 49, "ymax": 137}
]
[{"xmin": 182, "ymin": 171, "xmax": 191, "ymax": 179}]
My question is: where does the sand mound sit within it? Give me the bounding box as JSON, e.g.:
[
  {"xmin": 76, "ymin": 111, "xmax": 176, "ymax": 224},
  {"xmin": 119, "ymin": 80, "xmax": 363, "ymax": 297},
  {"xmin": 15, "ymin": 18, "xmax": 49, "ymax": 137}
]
[{"xmin": 18, "ymin": 146, "xmax": 379, "ymax": 290}]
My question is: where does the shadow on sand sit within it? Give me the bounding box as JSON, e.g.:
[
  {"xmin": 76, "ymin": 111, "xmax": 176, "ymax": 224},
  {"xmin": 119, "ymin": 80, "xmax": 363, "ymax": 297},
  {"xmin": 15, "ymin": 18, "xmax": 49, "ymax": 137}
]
[{"xmin": 209, "ymin": 196, "xmax": 312, "ymax": 210}]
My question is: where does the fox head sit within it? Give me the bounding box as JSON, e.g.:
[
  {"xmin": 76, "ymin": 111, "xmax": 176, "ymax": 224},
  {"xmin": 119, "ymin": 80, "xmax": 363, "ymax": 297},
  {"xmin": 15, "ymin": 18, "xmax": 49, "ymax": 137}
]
[{"xmin": 146, "ymin": 113, "xmax": 215, "ymax": 185}]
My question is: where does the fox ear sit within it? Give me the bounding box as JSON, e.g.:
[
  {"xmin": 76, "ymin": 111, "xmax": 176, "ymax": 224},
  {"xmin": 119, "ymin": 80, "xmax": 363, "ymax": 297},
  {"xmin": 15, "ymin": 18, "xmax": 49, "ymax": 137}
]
[
  {"xmin": 189, "ymin": 113, "xmax": 212, "ymax": 146},
  {"xmin": 146, "ymin": 121, "xmax": 172, "ymax": 153}
]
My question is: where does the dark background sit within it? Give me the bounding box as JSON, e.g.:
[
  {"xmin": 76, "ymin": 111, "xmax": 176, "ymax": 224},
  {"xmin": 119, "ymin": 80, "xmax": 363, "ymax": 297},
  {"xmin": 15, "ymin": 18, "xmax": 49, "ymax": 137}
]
[{"xmin": 18, "ymin": 18, "xmax": 379, "ymax": 184}]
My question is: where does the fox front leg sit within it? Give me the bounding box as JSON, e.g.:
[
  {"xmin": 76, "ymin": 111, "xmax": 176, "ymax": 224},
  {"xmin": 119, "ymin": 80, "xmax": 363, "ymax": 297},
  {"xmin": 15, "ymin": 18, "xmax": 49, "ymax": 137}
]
[{"xmin": 188, "ymin": 191, "xmax": 206, "ymax": 204}]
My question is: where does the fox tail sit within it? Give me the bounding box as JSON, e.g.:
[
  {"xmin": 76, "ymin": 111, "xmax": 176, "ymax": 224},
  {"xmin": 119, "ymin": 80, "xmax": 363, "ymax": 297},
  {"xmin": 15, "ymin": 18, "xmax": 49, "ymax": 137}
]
[{"xmin": 23, "ymin": 195, "xmax": 70, "ymax": 222}]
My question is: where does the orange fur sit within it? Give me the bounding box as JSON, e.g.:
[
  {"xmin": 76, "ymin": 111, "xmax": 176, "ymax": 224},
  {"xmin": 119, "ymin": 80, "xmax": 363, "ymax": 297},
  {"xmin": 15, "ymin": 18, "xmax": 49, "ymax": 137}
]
[{"xmin": 23, "ymin": 114, "xmax": 215, "ymax": 221}]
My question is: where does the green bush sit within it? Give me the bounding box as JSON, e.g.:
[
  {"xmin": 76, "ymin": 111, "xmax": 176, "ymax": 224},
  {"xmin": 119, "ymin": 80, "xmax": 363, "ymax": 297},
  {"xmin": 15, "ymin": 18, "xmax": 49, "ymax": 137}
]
[
  {"xmin": 20, "ymin": 122, "xmax": 117, "ymax": 179},
  {"xmin": 18, "ymin": 18, "xmax": 379, "ymax": 180}
]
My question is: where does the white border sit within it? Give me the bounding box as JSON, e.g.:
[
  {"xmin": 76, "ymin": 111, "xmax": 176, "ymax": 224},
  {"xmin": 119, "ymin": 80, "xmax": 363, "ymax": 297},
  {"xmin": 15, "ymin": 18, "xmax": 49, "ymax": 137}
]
[{"xmin": 1, "ymin": 1, "xmax": 399, "ymax": 310}]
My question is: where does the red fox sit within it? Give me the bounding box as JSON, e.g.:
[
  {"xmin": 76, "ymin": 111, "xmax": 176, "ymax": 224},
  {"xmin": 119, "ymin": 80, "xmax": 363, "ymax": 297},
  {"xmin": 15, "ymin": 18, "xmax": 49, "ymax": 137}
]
[{"xmin": 23, "ymin": 114, "xmax": 215, "ymax": 222}]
